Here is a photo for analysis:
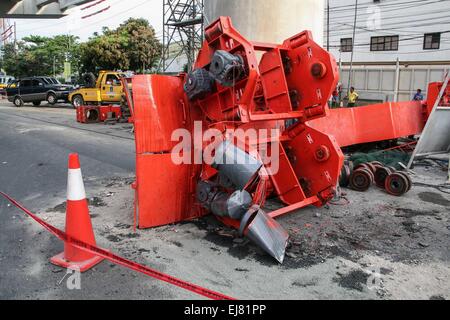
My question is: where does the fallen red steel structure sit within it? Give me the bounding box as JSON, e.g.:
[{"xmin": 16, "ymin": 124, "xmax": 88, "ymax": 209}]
[
  {"xmin": 129, "ymin": 17, "xmax": 449, "ymax": 263},
  {"xmin": 308, "ymin": 81, "xmax": 450, "ymax": 147},
  {"xmin": 308, "ymin": 101, "xmax": 424, "ymax": 147},
  {"xmin": 131, "ymin": 17, "xmax": 343, "ymax": 263}
]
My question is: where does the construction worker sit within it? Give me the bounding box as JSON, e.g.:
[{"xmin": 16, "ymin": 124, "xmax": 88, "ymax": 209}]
[
  {"xmin": 331, "ymin": 88, "xmax": 339, "ymax": 108},
  {"xmin": 413, "ymin": 89, "xmax": 424, "ymax": 101},
  {"xmin": 346, "ymin": 87, "xmax": 359, "ymax": 108}
]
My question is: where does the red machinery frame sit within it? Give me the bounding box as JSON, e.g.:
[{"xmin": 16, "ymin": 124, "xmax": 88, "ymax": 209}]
[
  {"xmin": 76, "ymin": 105, "xmax": 123, "ymax": 124},
  {"xmin": 132, "ymin": 17, "xmax": 343, "ymax": 234}
]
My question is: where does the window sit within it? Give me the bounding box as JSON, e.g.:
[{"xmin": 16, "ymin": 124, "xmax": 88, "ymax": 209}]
[
  {"xmin": 370, "ymin": 36, "xmax": 399, "ymax": 51},
  {"xmin": 20, "ymin": 80, "xmax": 32, "ymax": 87},
  {"xmin": 424, "ymin": 33, "xmax": 440, "ymax": 50},
  {"xmin": 340, "ymin": 38, "xmax": 353, "ymax": 52},
  {"xmin": 32, "ymin": 79, "xmax": 43, "ymax": 87},
  {"xmin": 105, "ymin": 74, "xmax": 120, "ymax": 86}
]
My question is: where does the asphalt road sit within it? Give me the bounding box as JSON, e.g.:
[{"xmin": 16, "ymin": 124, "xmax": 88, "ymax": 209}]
[
  {"xmin": 0, "ymin": 102, "xmax": 159, "ymax": 299},
  {"xmin": 0, "ymin": 102, "xmax": 135, "ymax": 204}
]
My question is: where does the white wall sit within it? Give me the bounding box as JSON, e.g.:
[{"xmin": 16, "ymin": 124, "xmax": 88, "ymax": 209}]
[{"xmin": 325, "ymin": 0, "xmax": 450, "ymax": 63}]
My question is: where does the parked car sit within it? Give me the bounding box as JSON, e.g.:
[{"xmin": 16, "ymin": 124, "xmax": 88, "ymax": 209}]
[{"xmin": 6, "ymin": 77, "xmax": 74, "ymax": 107}]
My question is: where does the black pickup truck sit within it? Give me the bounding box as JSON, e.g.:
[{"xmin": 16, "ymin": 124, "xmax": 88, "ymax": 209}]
[{"xmin": 6, "ymin": 76, "xmax": 74, "ymax": 107}]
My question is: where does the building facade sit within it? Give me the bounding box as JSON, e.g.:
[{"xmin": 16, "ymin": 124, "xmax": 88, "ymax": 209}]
[{"xmin": 325, "ymin": 0, "xmax": 450, "ymax": 101}]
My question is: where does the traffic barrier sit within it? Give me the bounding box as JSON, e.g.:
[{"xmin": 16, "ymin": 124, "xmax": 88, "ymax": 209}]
[
  {"xmin": 0, "ymin": 170, "xmax": 234, "ymax": 300},
  {"xmin": 50, "ymin": 153, "xmax": 105, "ymax": 272}
]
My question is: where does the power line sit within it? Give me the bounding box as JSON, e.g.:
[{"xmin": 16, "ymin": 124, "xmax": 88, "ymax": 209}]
[
  {"xmin": 329, "ymin": 14, "xmax": 450, "ymax": 30},
  {"xmin": 347, "ymin": 46, "xmax": 450, "ymax": 54},
  {"xmin": 328, "ymin": 9, "xmax": 450, "ymax": 28},
  {"xmin": 327, "ymin": 20, "xmax": 450, "ymax": 38},
  {"xmin": 326, "ymin": 0, "xmax": 449, "ymax": 13},
  {"xmin": 326, "ymin": 19, "xmax": 450, "ymax": 39},
  {"xmin": 330, "ymin": 5, "xmax": 450, "ymax": 20},
  {"xmin": 328, "ymin": 30, "xmax": 450, "ymax": 47}
]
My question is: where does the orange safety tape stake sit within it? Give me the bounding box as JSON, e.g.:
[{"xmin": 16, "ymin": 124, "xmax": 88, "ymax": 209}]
[{"xmin": 0, "ymin": 191, "xmax": 235, "ymax": 301}]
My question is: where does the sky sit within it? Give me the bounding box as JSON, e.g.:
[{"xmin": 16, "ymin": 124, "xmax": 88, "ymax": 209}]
[{"xmin": 12, "ymin": 0, "xmax": 164, "ymax": 42}]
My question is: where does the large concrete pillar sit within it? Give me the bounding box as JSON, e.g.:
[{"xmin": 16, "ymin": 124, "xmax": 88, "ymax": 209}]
[{"xmin": 204, "ymin": 0, "xmax": 325, "ymax": 45}]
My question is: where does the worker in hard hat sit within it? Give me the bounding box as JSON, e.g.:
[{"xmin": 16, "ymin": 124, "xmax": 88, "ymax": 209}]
[{"xmin": 346, "ymin": 87, "xmax": 359, "ymax": 108}]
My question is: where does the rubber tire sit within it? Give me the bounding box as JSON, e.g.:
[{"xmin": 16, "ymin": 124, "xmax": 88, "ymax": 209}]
[
  {"xmin": 33, "ymin": 101, "xmax": 42, "ymax": 106},
  {"xmin": 72, "ymin": 95, "xmax": 84, "ymax": 108},
  {"xmin": 375, "ymin": 167, "xmax": 393, "ymax": 189},
  {"xmin": 47, "ymin": 93, "xmax": 57, "ymax": 105},
  {"xmin": 14, "ymin": 96, "xmax": 24, "ymax": 107}
]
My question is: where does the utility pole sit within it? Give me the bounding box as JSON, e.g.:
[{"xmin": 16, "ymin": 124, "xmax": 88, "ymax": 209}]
[
  {"xmin": 347, "ymin": 0, "xmax": 358, "ymax": 95},
  {"xmin": 327, "ymin": 0, "xmax": 330, "ymax": 51}
]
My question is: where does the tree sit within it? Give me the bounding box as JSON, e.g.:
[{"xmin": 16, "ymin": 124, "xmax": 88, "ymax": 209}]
[
  {"xmin": 1, "ymin": 35, "xmax": 81, "ymax": 78},
  {"xmin": 79, "ymin": 18, "xmax": 161, "ymax": 74}
]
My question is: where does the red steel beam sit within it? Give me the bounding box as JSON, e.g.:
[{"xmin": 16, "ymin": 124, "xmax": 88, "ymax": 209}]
[{"xmin": 307, "ymin": 101, "xmax": 425, "ymax": 147}]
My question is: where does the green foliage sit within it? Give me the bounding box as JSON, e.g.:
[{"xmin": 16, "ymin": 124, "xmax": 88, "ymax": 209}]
[
  {"xmin": 79, "ymin": 18, "xmax": 161, "ymax": 74},
  {"xmin": 0, "ymin": 18, "xmax": 161, "ymax": 78},
  {"xmin": 350, "ymin": 150, "xmax": 411, "ymax": 170},
  {"xmin": 1, "ymin": 35, "xmax": 80, "ymax": 78}
]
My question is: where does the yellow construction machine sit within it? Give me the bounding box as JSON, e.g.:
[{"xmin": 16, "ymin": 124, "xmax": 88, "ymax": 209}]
[{"xmin": 69, "ymin": 71, "xmax": 127, "ymax": 107}]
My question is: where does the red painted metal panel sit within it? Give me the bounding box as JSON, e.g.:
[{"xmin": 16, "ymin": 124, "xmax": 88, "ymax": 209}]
[
  {"xmin": 307, "ymin": 102, "xmax": 424, "ymax": 147},
  {"xmin": 133, "ymin": 74, "xmax": 189, "ymax": 154},
  {"xmin": 133, "ymin": 75, "xmax": 204, "ymax": 228},
  {"xmin": 136, "ymin": 153, "xmax": 203, "ymax": 229},
  {"xmin": 283, "ymin": 31, "xmax": 340, "ymax": 122},
  {"xmin": 287, "ymin": 125, "xmax": 344, "ymax": 203}
]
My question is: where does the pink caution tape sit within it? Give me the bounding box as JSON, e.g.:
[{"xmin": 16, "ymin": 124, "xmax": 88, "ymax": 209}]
[{"xmin": 0, "ymin": 191, "xmax": 235, "ymax": 300}]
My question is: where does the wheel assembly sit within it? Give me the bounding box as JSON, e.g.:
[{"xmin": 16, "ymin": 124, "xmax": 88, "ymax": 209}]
[
  {"xmin": 374, "ymin": 166, "xmax": 393, "ymax": 189},
  {"xmin": 339, "ymin": 163, "xmax": 352, "ymax": 188},
  {"xmin": 354, "ymin": 163, "xmax": 370, "ymax": 171},
  {"xmin": 385, "ymin": 172, "xmax": 410, "ymax": 196},
  {"xmin": 371, "ymin": 162, "xmax": 383, "ymax": 173},
  {"xmin": 395, "ymin": 171, "xmax": 412, "ymax": 192},
  {"xmin": 365, "ymin": 162, "xmax": 379, "ymax": 175},
  {"xmin": 346, "ymin": 160, "xmax": 354, "ymax": 173},
  {"xmin": 350, "ymin": 168, "xmax": 373, "ymax": 192}
]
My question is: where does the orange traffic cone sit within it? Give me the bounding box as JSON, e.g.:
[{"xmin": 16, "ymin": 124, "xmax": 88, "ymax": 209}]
[{"xmin": 50, "ymin": 153, "xmax": 104, "ymax": 272}]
